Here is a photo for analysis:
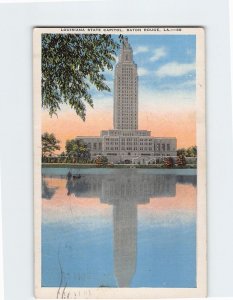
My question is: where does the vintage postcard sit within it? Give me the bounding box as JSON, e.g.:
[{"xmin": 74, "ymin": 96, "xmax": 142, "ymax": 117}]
[{"xmin": 34, "ymin": 26, "xmax": 206, "ymax": 298}]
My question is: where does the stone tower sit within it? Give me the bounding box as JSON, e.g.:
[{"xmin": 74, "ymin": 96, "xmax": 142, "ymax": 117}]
[{"xmin": 113, "ymin": 38, "xmax": 138, "ymax": 130}]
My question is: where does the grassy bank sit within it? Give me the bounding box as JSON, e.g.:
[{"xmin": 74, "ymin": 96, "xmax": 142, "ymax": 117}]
[{"xmin": 42, "ymin": 163, "xmax": 197, "ymax": 169}]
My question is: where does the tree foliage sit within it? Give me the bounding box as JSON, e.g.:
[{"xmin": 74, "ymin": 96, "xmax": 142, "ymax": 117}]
[
  {"xmin": 95, "ymin": 155, "xmax": 108, "ymax": 166},
  {"xmin": 163, "ymin": 157, "xmax": 174, "ymax": 168},
  {"xmin": 65, "ymin": 139, "xmax": 90, "ymax": 162},
  {"xmin": 42, "ymin": 180, "xmax": 57, "ymax": 199},
  {"xmin": 176, "ymin": 154, "xmax": 186, "ymax": 167},
  {"xmin": 177, "ymin": 146, "xmax": 197, "ymax": 157},
  {"xmin": 42, "ymin": 34, "xmax": 122, "ymax": 120},
  {"xmin": 42, "ymin": 132, "xmax": 60, "ymax": 157}
]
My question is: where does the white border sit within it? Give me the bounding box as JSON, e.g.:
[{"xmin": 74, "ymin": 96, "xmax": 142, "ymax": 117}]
[
  {"xmin": 1, "ymin": 0, "xmax": 233, "ymax": 299},
  {"xmin": 230, "ymin": 0, "xmax": 233, "ymax": 135},
  {"xmin": 0, "ymin": 169, "xmax": 4, "ymax": 300}
]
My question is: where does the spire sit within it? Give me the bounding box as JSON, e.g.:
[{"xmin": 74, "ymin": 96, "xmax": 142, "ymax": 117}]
[
  {"xmin": 119, "ymin": 37, "xmax": 133, "ymax": 63},
  {"xmin": 122, "ymin": 37, "xmax": 130, "ymax": 49}
]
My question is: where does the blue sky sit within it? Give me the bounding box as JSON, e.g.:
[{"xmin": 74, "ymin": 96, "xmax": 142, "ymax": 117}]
[
  {"xmin": 100, "ymin": 34, "xmax": 196, "ymax": 98},
  {"xmin": 87, "ymin": 34, "xmax": 197, "ymax": 114}
]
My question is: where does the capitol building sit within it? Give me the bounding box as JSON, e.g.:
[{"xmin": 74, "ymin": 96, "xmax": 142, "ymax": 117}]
[{"xmin": 77, "ymin": 38, "xmax": 177, "ymax": 164}]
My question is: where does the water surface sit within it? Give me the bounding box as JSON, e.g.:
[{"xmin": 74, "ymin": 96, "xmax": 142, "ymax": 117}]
[{"xmin": 42, "ymin": 168, "xmax": 196, "ymax": 288}]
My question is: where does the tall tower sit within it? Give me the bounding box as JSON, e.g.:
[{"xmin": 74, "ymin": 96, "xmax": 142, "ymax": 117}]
[{"xmin": 113, "ymin": 38, "xmax": 138, "ymax": 130}]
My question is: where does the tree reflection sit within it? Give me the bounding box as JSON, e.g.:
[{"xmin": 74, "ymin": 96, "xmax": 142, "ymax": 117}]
[{"xmin": 42, "ymin": 179, "xmax": 57, "ymax": 199}]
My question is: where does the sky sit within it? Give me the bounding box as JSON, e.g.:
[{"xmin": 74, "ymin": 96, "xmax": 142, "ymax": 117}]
[{"xmin": 42, "ymin": 34, "xmax": 196, "ymax": 150}]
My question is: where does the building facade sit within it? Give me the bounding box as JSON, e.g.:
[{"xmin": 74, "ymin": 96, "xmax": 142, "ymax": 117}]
[
  {"xmin": 114, "ymin": 39, "xmax": 138, "ymax": 130},
  {"xmin": 77, "ymin": 38, "xmax": 177, "ymax": 164}
]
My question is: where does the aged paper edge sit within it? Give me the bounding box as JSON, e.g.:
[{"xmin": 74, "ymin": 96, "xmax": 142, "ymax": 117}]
[{"xmin": 33, "ymin": 26, "xmax": 207, "ymax": 299}]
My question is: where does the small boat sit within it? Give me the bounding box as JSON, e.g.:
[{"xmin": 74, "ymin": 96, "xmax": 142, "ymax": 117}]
[
  {"xmin": 67, "ymin": 171, "xmax": 81, "ymax": 180},
  {"xmin": 72, "ymin": 174, "xmax": 81, "ymax": 179},
  {"xmin": 67, "ymin": 171, "xmax": 72, "ymax": 179}
]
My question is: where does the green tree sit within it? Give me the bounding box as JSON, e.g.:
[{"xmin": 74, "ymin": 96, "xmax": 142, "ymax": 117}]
[
  {"xmin": 163, "ymin": 157, "xmax": 174, "ymax": 168},
  {"xmin": 176, "ymin": 154, "xmax": 186, "ymax": 167},
  {"xmin": 177, "ymin": 146, "xmax": 197, "ymax": 157},
  {"xmin": 95, "ymin": 155, "xmax": 108, "ymax": 166},
  {"xmin": 42, "ymin": 34, "xmax": 123, "ymax": 119},
  {"xmin": 65, "ymin": 139, "xmax": 90, "ymax": 163},
  {"xmin": 187, "ymin": 146, "xmax": 197, "ymax": 157},
  {"xmin": 177, "ymin": 148, "xmax": 186, "ymax": 157},
  {"xmin": 42, "ymin": 132, "xmax": 60, "ymax": 158}
]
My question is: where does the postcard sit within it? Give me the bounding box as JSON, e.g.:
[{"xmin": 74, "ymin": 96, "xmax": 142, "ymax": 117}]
[{"xmin": 34, "ymin": 26, "xmax": 206, "ymax": 298}]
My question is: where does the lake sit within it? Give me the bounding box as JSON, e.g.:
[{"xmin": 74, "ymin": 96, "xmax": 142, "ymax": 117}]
[{"xmin": 41, "ymin": 168, "xmax": 196, "ymax": 288}]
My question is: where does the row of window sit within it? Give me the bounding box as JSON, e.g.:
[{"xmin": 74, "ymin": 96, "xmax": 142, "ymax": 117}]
[
  {"xmin": 88, "ymin": 142, "xmax": 102, "ymax": 150},
  {"xmin": 119, "ymin": 118, "xmax": 137, "ymax": 121},
  {"xmin": 117, "ymin": 110, "xmax": 137, "ymax": 113},
  {"xmin": 118, "ymin": 74, "xmax": 135, "ymax": 77},
  {"xmin": 117, "ymin": 83, "xmax": 136, "ymax": 85},
  {"xmin": 119, "ymin": 125, "xmax": 137, "ymax": 127},
  {"xmin": 105, "ymin": 141, "xmax": 152, "ymax": 145},
  {"xmin": 105, "ymin": 146, "xmax": 154, "ymax": 151},
  {"xmin": 108, "ymin": 131, "xmax": 149, "ymax": 136},
  {"xmin": 100, "ymin": 144, "xmax": 172, "ymax": 151},
  {"xmin": 117, "ymin": 97, "xmax": 137, "ymax": 99},
  {"xmin": 100, "ymin": 142, "xmax": 172, "ymax": 150},
  {"xmin": 117, "ymin": 78, "xmax": 137, "ymax": 83},
  {"xmin": 117, "ymin": 96, "xmax": 137, "ymax": 98},
  {"xmin": 117, "ymin": 90, "xmax": 136, "ymax": 93},
  {"xmin": 117, "ymin": 85, "xmax": 136, "ymax": 87},
  {"xmin": 117, "ymin": 104, "xmax": 137, "ymax": 107},
  {"xmin": 157, "ymin": 144, "xmax": 170, "ymax": 151},
  {"xmin": 103, "ymin": 138, "xmax": 165, "ymax": 144},
  {"xmin": 119, "ymin": 108, "xmax": 137, "ymax": 113},
  {"xmin": 117, "ymin": 83, "xmax": 136, "ymax": 86},
  {"xmin": 102, "ymin": 153, "xmax": 171, "ymax": 157},
  {"xmin": 121, "ymin": 69, "xmax": 134, "ymax": 72},
  {"xmin": 117, "ymin": 117, "xmax": 137, "ymax": 119},
  {"xmin": 105, "ymin": 147, "xmax": 173, "ymax": 156},
  {"xmin": 117, "ymin": 91, "xmax": 136, "ymax": 93},
  {"xmin": 117, "ymin": 102, "xmax": 137, "ymax": 105},
  {"xmin": 117, "ymin": 95, "xmax": 136, "ymax": 98},
  {"xmin": 118, "ymin": 121, "xmax": 137, "ymax": 123}
]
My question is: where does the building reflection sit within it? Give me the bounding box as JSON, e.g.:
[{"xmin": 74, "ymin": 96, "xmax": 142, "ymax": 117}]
[
  {"xmin": 113, "ymin": 200, "xmax": 137, "ymax": 287},
  {"xmin": 100, "ymin": 172, "xmax": 176, "ymax": 287},
  {"xmin": 49, "ymin": 171, "xmax": 195, "ymax": 287},
  {"xmin": 65, "ymin": 172, "xmax": 178, "ymax": 201}
]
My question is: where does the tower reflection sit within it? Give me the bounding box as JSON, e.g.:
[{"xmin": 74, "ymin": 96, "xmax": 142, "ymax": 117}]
[
  {"xmin": 100, "ymin": 172, "xmax": 176, "ymax": 287},
  {"xmin": 63, "ymin": 171, "xmax": 194, "ymax": 287},
  {"xmin": 113, "ymin": 200, "xmax": 137, "ymax": 287}
]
